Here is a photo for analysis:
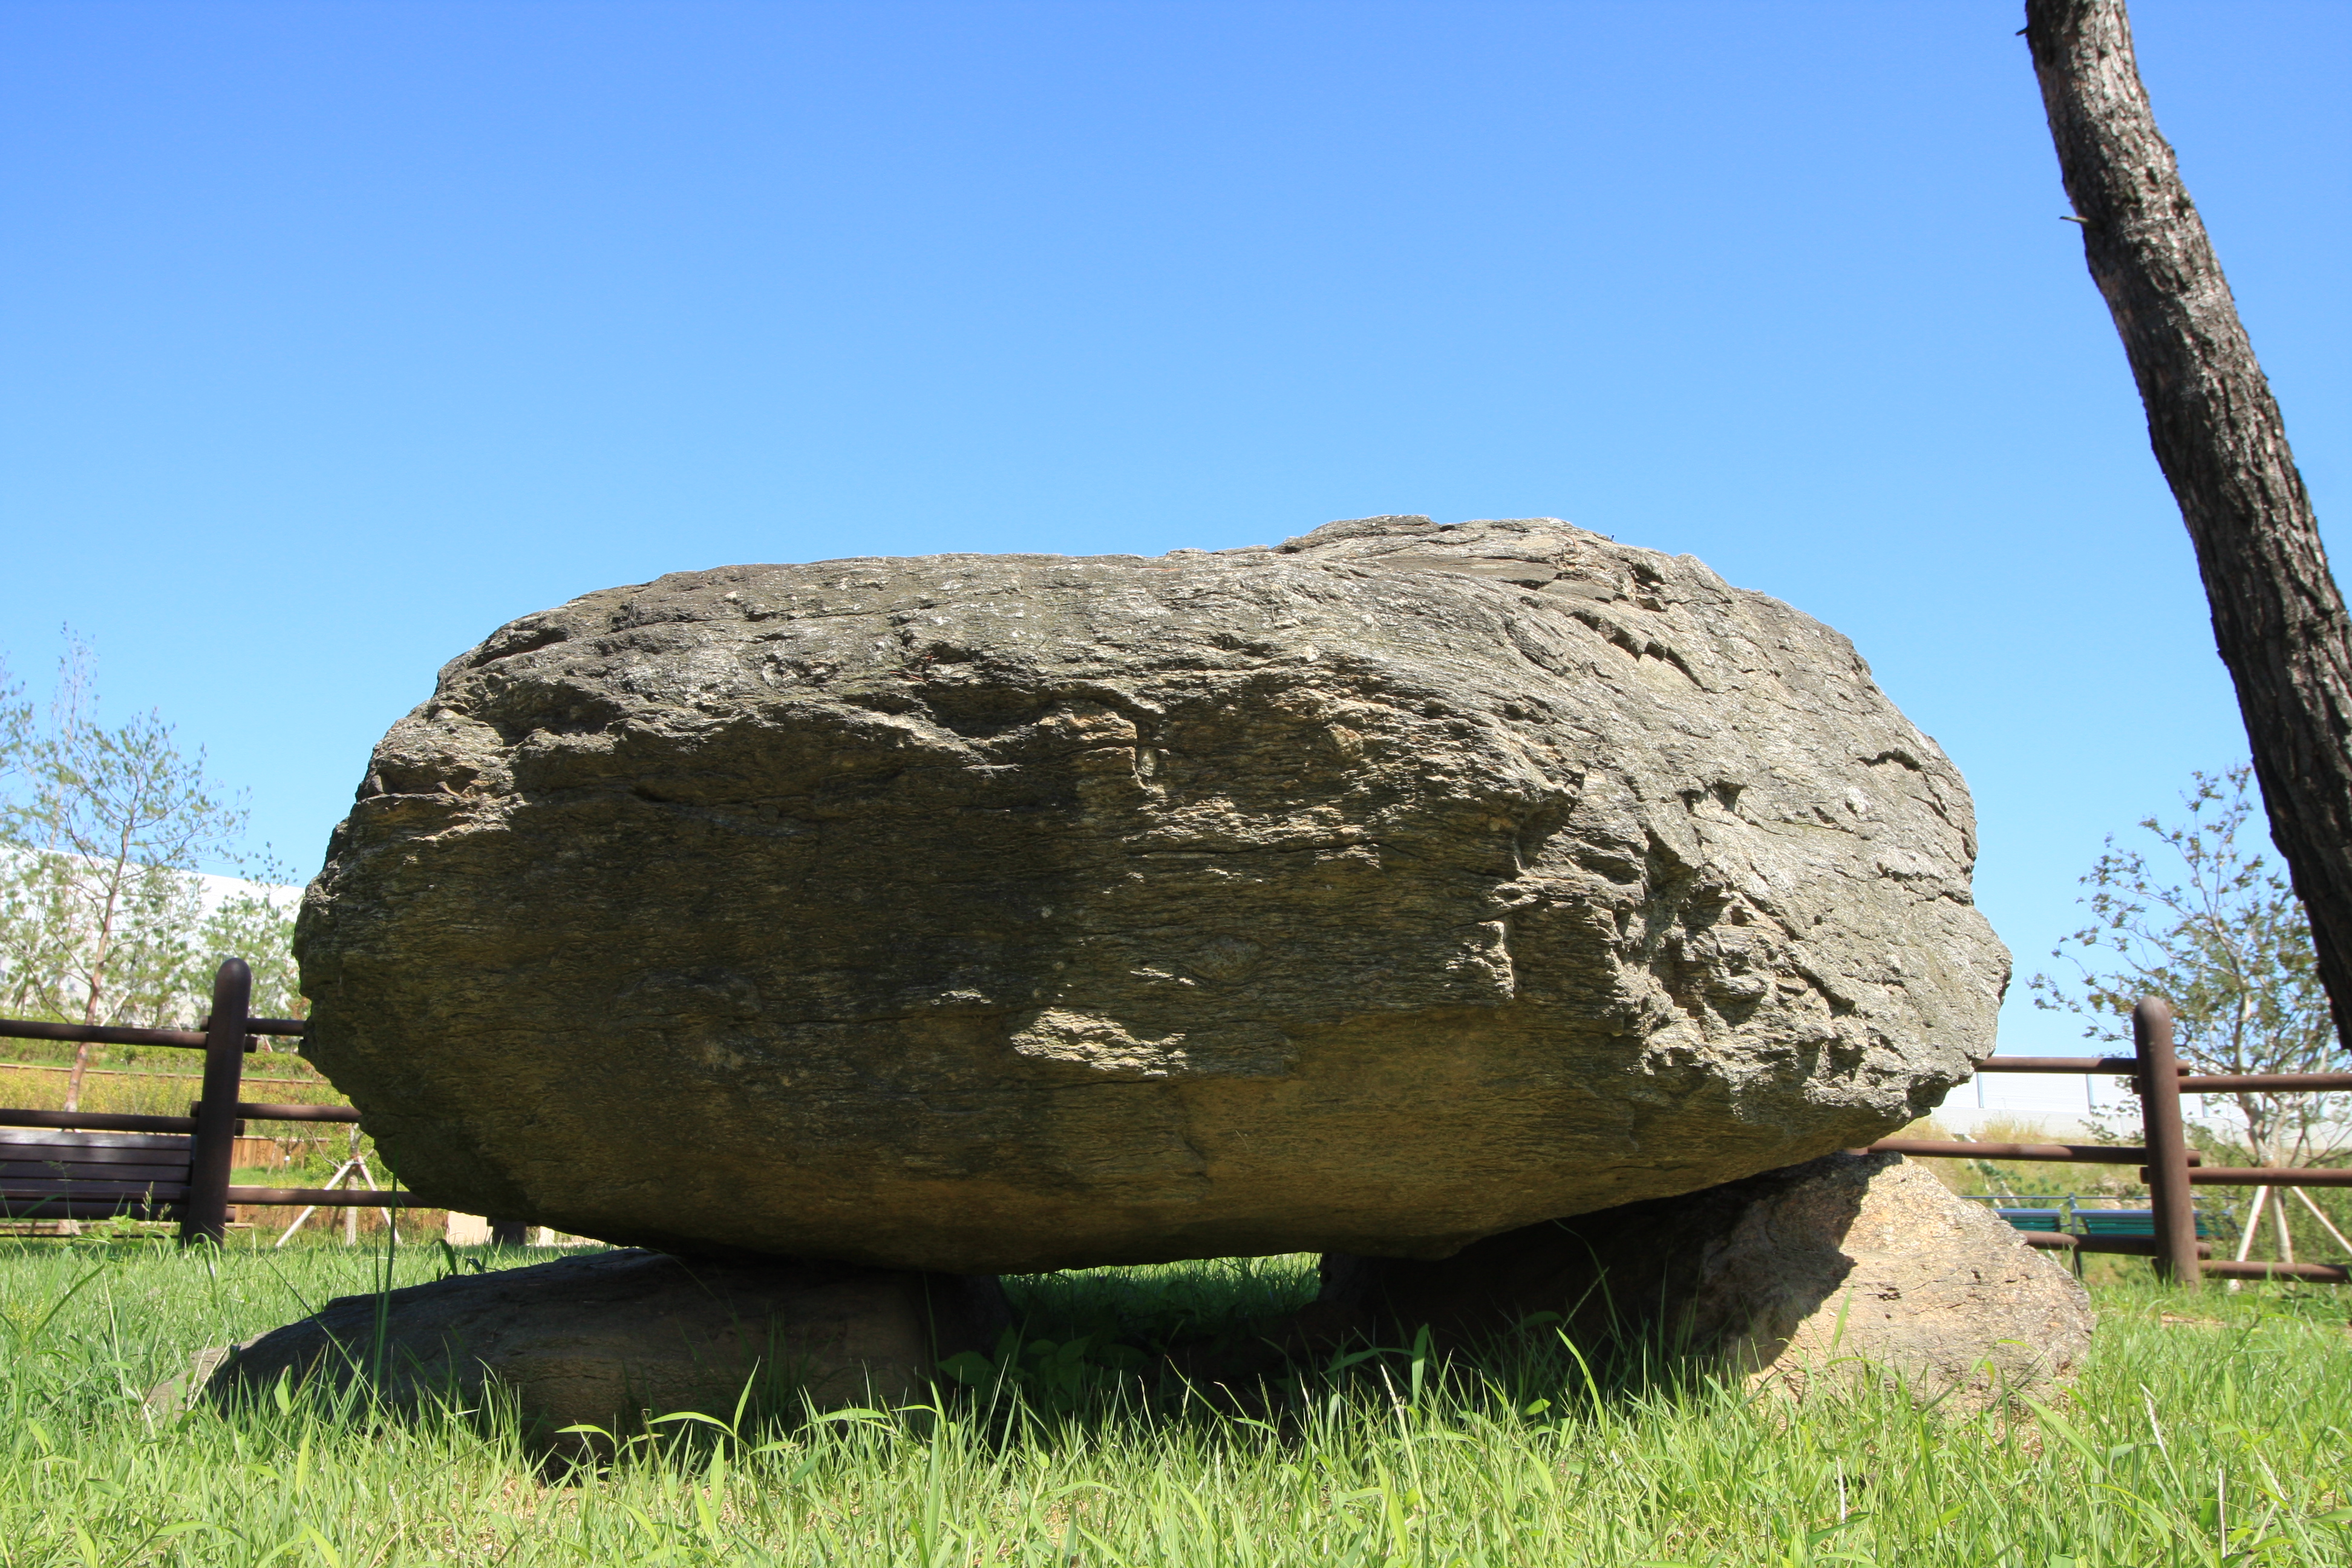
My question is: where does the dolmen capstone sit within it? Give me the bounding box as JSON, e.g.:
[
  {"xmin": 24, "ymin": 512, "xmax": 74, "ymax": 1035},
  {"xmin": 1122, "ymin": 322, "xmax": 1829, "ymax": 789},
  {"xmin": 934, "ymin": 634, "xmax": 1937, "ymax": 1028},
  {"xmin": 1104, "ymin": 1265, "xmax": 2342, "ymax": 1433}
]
[{"xmin": 294, "ymin": 515, "xmax": 2008, "ymax": 1273}]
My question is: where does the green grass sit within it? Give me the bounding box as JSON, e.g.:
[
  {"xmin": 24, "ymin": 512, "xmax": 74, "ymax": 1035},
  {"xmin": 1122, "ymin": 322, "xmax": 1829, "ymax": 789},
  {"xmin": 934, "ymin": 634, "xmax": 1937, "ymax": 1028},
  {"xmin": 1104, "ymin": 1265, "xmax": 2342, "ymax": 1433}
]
[{"xmin": 2, "ymin": 1238, "xmax": 2350, "ymax": 1566}]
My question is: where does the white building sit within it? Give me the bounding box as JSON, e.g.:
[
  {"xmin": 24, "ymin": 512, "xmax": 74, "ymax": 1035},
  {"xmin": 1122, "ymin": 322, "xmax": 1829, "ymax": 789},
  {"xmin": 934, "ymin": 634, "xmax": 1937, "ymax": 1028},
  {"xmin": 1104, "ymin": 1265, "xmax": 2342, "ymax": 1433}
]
[{"xmin": 1926, "ymin": 1059, "xmax": 2238, "ymax": 1143}]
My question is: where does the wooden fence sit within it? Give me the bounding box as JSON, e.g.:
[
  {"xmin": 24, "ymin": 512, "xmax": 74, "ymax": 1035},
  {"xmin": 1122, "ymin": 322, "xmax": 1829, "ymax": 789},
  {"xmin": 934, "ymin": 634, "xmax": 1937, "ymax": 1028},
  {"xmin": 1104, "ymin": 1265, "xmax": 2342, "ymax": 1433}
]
[
  {"xmin": 0, "ymin": 958, "xmax": 411, "ymax": 1245},
  {"xmin": 0, "ymin": 1060, "xmax": 345, "ymax": 1169},
  {"xmin": 10, "ymin": 970, "xmax": 2337, "ymax": 1279}
]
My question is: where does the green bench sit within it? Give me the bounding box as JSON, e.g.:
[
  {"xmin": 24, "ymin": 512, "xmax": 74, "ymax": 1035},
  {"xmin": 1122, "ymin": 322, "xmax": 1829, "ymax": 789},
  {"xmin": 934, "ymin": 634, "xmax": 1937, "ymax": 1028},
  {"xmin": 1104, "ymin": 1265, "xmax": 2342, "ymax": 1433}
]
[
  {"xmin": 2077, "ymin": 1207, "xmax": 2227, "ymax": 1241},
  {"xmin": 1965, "ymin": 1194, "xmax": 2236, "ymax": 1243}
]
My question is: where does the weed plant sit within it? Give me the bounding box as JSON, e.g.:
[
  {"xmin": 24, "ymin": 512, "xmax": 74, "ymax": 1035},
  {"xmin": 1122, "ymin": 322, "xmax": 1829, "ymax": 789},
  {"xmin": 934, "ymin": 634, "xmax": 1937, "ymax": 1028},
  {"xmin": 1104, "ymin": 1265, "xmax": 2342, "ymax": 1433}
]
[{"xmin": 2, "ymin": 1238, "xmax": 2349, "ymax": 1565}]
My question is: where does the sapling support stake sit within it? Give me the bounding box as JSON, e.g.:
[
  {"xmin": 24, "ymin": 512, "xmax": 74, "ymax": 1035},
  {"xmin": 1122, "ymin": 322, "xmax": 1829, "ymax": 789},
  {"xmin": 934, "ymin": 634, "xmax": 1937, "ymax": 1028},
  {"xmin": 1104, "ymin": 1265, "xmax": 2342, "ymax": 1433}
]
[{"xmin": 2289, "ymin": 1186, "xmax": 2352, "ymax": 1256}]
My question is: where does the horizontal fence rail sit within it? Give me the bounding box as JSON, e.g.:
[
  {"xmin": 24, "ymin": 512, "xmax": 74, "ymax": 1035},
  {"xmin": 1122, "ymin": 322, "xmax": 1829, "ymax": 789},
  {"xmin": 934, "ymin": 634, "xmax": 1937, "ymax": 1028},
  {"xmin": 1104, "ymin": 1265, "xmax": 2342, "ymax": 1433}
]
[
  {"xmin": 2195, "ymin": 1260, "xmax": 2347, "ymax": 1282},
  {"xmin": 0, "ymin": 1014, "xmax": 309, "ymax": 1053},
  {"xmin": 2, "ymin": 1102, "xmax": 361, "ymax": 1134},
  {"xmin": 1968, "ymin": 1056, "xmax": 2153, "ymax": 1074},
  {"xmin": 2177, "ymin": 1073, "xmax": 2352, "ymax": 1093},
  {"xmin": 0, "ymin": 1019, "xmax": 221, "ymax": 1051},
  {"xmin": 221, "ymin": 1186, "xmax": 410, "ymax": 1207},
  {"xmin": 0, "ymin": 1062, "xmax": 337, "ymax": 1091},
  {"xmin": 2019, "ymin": 1233, "xmax": 2349, "ymax": 1283},
  {"xmin": 1962, "ymin": 1056, "xmax": 2352, "ymax": 1091},
  {"xmin": 2174, "ymin": 1166, "xmax": 2352, "ymax": 1188},
  {"xmin": 1866, "ymin": 1138, "xmax": 2199, "ymax": 1167},
  {"xmin": 235, "ymin": 1103, "xmax": 360, "ymax": 1123}
]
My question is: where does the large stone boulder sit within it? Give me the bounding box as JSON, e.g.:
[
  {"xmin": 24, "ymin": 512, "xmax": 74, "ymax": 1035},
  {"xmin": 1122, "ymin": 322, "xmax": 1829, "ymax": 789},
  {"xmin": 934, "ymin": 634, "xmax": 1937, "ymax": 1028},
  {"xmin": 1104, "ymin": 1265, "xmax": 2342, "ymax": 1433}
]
[
  {"xmin": 1319, "ymin": 1152, "xmax": 2094, "ymax": 1408},
  {"xmin": 207, "ymin": 1251, "xmax": 1010, "ymax": 1446},
  {"xmin": 295, "ymin": 515, "xmax": 2007, "ymax": 1272}
]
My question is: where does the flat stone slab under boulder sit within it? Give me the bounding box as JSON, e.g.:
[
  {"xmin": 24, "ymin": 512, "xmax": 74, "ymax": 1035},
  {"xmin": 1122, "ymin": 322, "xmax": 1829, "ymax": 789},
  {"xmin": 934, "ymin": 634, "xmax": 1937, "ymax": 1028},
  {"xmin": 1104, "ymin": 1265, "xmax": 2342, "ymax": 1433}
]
[
  {"xmin": 206, "ymin": 1250, "xmax": 1010, "ymax": 1445},
  {"xmin": 296, "ymin": 514, "xmax": 2007, "ymax": 1272},
  {"xmin": 1320, "ymin": 1152, "xmax": 2093, "ymax": 1408}
]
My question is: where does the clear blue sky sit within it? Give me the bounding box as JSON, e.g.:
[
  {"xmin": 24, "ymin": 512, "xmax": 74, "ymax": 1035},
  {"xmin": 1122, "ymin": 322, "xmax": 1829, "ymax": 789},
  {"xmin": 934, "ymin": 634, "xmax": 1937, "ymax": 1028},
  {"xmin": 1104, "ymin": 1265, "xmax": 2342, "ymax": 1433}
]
[{"xmin": 2, "ymin": 2, "xmax": 2343, "ymax": 1053}]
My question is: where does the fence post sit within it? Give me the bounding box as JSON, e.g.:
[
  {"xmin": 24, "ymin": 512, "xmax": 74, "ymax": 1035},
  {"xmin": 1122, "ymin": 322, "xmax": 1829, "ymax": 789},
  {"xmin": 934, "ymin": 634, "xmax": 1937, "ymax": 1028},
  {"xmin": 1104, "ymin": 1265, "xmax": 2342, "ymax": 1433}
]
[
  {"xmin": 2135, "ymin": 996, "xmax": 2201, "ymax": 1286},
  {"xmin": 180, "ymin": 959, "xmax": 251, "ymax": 1247}
]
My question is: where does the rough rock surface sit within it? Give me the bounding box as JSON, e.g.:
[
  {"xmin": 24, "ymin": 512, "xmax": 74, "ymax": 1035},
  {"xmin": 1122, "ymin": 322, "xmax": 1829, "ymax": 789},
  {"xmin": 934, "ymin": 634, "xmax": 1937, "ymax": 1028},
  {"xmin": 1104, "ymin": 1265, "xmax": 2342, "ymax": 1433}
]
[
  {"xmin": 1320, "ymin": 1152, "xmax": 2094, "ymax": 1407},
  {"xmin": 296, "ymin": 515, "xmax": 2008, "ymax": 1272},
  {"xmin": 206, "ymin": 1250, "xmax": 1010, "ymax": 1444}
]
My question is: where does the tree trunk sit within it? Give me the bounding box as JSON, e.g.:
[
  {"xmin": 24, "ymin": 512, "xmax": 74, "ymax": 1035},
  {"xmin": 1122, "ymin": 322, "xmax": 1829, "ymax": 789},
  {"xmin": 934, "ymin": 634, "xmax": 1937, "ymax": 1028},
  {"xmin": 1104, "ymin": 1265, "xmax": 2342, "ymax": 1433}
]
[
  {"xmin": 62, "ymin": 1041, "xmax": 93, "ymax": 1115},
  {"xmin": 62, "ymin": 856, "xmax": 130, "ymax": 1113},
  {"xmin": 2024, "ymin": 0, "xmax": 2352, "ymax": 1047}
]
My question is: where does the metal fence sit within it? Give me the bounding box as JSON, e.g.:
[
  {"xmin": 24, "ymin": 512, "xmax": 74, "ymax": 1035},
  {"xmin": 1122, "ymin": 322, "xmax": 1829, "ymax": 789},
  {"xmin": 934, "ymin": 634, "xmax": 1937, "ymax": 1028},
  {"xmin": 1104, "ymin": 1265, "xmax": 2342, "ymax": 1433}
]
[{"xmin": 1869, "ymin": 998, "xmax": 2351, "ymax": 1285}]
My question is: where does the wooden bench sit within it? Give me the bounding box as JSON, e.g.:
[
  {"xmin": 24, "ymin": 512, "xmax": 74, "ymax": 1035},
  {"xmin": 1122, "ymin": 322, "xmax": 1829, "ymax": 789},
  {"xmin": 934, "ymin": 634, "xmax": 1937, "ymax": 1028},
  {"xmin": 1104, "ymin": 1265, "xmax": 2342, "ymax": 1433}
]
[
  {"xmin": 0, "ymin": 958, "xmax": 405, "ymax": 1244},
  {"xmin": 1, "ymin": 1125, "xmax": 195, "ymax": 1223}
]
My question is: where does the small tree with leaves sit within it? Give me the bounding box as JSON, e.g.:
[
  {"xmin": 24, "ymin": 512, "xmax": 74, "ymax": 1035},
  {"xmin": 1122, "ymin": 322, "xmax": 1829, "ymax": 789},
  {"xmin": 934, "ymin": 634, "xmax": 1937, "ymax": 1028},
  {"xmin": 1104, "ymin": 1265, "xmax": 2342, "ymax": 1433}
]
[
  {"xmin": 197, "ymin": 880, "xmax": 302, "ymax": 1022},
  {"xmin": 0, "ymin": 638, "xmax": 292, "ymax": 1108},
  {"xmin": 2032, "ymin": 766, "xmax": 2350, "ymax": 1264},
  {"xmin": 2033, "ymin": 766, "xmax": 2346, "ymax": 1168}
]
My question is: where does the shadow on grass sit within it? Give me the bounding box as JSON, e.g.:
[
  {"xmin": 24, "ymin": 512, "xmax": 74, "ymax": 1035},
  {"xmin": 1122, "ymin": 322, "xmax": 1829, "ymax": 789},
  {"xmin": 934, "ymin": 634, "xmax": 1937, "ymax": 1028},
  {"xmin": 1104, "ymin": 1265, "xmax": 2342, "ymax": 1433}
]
[
  {"xmin": 168, "ymin": 1245, "xmax": 1863, "ymax": 1481},
  {"xmin": 929, "ymin": 1252, "xmax": 1750, "ymax": 1453}
]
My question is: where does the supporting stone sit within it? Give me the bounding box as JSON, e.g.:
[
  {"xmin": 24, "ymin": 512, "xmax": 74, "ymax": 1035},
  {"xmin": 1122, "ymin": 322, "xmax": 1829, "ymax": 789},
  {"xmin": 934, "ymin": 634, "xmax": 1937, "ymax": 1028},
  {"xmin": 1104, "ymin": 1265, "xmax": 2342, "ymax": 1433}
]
[
  {"xmin": 206, "ymin": 1250, "xmax": 1011, "ymax": 1452},
  {"xmin": 1321, "ymin": 1152, "xmax": 2094, "ymax": 1410}
]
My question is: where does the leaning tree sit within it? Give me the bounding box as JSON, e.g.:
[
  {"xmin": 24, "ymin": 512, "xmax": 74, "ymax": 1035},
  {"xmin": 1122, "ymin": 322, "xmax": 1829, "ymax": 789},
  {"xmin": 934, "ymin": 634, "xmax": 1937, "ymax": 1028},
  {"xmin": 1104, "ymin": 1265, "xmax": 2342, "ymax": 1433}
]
[{"xmin": 2022, "ymin": 0, "xmax": 2352, "ymax": 1045}]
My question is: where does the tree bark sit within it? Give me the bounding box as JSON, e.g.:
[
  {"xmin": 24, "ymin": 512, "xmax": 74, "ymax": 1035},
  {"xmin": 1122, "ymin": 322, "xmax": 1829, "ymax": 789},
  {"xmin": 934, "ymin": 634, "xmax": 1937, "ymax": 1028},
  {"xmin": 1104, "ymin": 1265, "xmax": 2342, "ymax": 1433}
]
[
  {"xmin": 62, "ymin": 849, "xmax": 131, "ymax": 1112},
  {"xmin": 2024, "ymin": 0, "xmax": 2352, "ymax": 1047}
]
